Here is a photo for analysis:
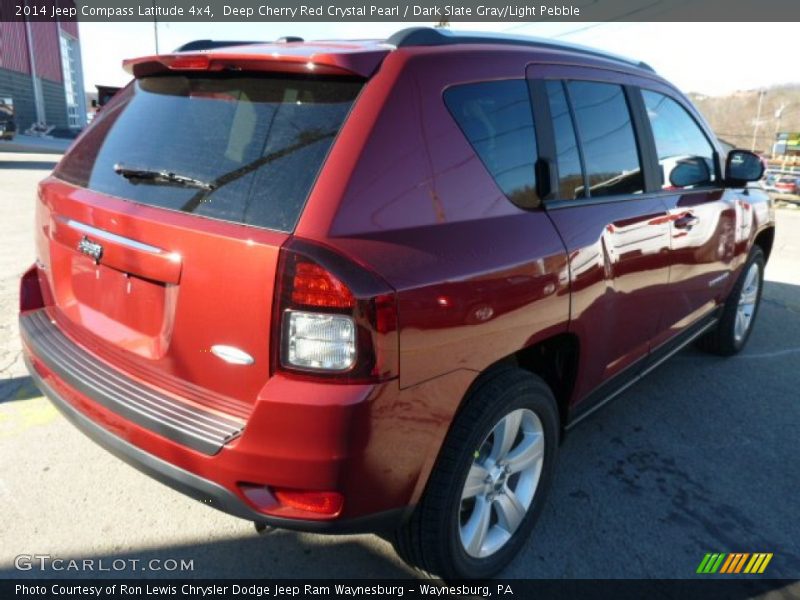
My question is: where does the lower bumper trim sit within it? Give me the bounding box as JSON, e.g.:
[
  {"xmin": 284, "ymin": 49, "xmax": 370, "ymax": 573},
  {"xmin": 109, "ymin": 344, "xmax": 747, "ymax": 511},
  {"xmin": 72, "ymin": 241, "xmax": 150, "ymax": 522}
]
[{"xmin": 25, "ymin": 355, "xmax": 404, "ymax": 534}]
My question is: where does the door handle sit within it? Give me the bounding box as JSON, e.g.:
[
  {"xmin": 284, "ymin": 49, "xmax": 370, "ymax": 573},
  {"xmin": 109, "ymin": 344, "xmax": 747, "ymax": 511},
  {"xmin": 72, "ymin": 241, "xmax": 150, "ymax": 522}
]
[{"xmin": 674, "ymin": 213, "xmax": 699, "ymax": 229}]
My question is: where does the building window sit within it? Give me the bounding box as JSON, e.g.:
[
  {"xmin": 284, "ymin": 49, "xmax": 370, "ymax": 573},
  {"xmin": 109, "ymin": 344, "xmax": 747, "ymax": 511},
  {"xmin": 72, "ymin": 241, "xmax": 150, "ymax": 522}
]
[{"xmin": 60, "ymin": 32, "xmax": 81, "ymax": 129}]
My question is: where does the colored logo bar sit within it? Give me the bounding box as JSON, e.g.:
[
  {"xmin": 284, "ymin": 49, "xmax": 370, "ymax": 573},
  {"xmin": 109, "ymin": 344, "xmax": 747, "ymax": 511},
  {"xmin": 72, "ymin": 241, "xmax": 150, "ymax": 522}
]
[{"xmin": 697, "ymin": 553, "xmax": 773, "ymax": 574}]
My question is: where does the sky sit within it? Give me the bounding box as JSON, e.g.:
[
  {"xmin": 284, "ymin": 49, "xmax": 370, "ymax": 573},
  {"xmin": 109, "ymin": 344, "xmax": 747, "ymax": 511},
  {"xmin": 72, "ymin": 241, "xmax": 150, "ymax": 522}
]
[{"xmin": 77, "ymin": 21, "xmax": 799, "ymax": 97}]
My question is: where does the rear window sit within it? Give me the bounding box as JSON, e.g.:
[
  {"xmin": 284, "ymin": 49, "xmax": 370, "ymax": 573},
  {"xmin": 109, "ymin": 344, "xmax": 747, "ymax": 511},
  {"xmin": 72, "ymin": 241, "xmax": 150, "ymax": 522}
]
[{"xmin": 56, "ymin": 74, "xmax": 362, "ymax": 232}]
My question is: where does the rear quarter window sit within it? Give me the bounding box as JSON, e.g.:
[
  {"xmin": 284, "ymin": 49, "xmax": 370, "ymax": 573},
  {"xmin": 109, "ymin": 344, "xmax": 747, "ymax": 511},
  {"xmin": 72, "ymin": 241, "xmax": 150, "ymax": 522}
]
[
  {"xmin": 444, "ymin": 80, "xmax": 539, "ymax": 208},
  {"xmin": 56, "ymin": 74, "xmax": 362, "ymax": 233}
]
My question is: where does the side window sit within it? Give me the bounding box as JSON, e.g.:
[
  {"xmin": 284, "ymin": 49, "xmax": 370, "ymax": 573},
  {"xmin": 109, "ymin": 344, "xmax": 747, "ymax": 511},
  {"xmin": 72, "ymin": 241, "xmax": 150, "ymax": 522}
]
[
  {"xmin": 642, "ymin": 90, "xmax": 717, "ymax": 190},
  {"xmin": 566, "ymin": 81, "xmax": 644, "ymax": 198},
  {"xmin": 444, "ymin": 80, "xmax": 539, "ymax": 208},
  {"xmin": 544, "ymin": 81, "xmax": 584, "ymax": 200}
]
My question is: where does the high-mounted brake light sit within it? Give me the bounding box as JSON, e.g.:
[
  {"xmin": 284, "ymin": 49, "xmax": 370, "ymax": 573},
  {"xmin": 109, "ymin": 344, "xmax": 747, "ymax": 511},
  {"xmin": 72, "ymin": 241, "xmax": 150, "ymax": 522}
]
[
  {"xmin": 273, "ymin": 239, "xmax": 398, "ymax": 382},
  {"xmin": 166, "ymin": 55, "xmax": 210, "ymax": 70}
]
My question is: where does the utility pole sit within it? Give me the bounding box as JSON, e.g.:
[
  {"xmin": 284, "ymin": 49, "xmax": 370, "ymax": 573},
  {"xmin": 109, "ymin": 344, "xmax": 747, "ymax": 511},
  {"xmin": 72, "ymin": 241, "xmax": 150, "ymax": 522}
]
[
  {"xmin": 773, "ymin": 103, "xmax": 789, "ymax": 157},
  {"xmin": 751, "ymin": 89, "xmax": 766, "ymax": 152},
  {"xmin": 153, "ymin": 1, "xmax": 160, "ymax": 54}
]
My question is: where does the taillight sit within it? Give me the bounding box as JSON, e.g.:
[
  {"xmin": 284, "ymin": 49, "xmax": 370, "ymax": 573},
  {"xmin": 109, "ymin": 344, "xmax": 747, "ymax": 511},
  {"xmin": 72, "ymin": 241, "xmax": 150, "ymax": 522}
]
[
  {"xmin": 284, "ymin": 311, "xmax": 356, "ymax": 371},
  {"xmin": 273, "ymin": 238, "xmax": 398, "ymax": 382},
  {"xmin": 290, "ymin": 262, "xmax": 354, "ymax": 308}
]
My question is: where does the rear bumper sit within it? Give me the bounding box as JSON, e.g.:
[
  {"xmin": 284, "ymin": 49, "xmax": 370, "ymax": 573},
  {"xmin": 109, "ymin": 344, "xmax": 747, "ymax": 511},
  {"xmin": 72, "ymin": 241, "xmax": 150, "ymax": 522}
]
[
  {"xmin": 25, "ymin": 353, "xmax": 401, "ymax": 533},
  {"xmin": 18, "ymin": 282, "xmax": 420, "ymax": 531}
]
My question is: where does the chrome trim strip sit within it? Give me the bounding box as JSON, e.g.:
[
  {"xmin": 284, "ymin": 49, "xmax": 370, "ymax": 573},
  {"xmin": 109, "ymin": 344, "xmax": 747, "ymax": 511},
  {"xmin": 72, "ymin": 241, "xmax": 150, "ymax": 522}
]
[
  {"xmin": 566, "ymin": 317, "xmax": 718, "ymax": 430},
  {"xmin": 32, "ymin": 318, "xmax": 236, "ymax": 433},
  {"xmin": 61, "ymin": 218, "xmax": 169, "ymax": 256},
  {"xmin": 639, "ymin": 318, "xmax": 717, "ymax": 379},
  {"xmin": 20, "ymin": 310, "xmax": 244, "ymax": 455},
  {"xmin": 25, "ymin": 317, "xmax": 232, "ymax": 442}
]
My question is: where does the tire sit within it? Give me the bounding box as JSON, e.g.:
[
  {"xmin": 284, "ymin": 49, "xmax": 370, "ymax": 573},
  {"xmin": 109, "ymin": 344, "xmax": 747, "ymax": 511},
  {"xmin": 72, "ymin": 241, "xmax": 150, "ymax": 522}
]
[
  {"xmin": 393, "ymin": 365, "xmax": 559, "ymax": 580},
  {"xmin": 696, "ymin": 246, "xmax": 765, "ymax": 356}
]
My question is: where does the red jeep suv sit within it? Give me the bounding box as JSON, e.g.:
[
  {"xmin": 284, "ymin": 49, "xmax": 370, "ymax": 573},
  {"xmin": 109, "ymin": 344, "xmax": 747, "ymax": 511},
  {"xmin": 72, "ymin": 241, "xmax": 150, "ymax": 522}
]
[{"xmin": 20, "ymin": 28, "xmax": 774, "ymax": 578}]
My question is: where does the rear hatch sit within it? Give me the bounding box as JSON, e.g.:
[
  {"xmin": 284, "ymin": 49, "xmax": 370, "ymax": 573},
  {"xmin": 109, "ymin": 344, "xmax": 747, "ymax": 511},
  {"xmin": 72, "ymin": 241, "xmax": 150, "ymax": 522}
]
[{"xmin": 36, "ymin": 63, "xmax": 364, "ymax": 416}]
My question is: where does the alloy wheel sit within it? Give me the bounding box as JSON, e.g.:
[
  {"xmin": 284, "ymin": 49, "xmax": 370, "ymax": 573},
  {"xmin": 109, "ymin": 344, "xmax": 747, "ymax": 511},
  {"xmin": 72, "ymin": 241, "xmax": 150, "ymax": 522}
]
[
  {"xmin": 458, "ymin": 408, "xmax": 544, "ymax": 558},
  {"xmin": 734, "ymin": 262, "xmax": 761, "ymax": 343}
]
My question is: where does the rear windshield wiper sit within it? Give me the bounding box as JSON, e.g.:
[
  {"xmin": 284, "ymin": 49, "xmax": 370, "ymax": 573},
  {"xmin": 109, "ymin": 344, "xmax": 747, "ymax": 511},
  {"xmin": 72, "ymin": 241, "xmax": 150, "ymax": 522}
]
[{"xmin": 113, "ymin": 164, "xmax": 216, "ymax": 191}]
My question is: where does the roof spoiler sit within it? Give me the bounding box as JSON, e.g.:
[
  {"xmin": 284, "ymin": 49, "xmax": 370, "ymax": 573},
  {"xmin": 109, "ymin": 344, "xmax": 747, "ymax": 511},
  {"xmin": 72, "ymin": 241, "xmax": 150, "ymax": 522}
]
[{"xmin": 124, "ymin": 44, "xmax": 387, "ymax": 79}]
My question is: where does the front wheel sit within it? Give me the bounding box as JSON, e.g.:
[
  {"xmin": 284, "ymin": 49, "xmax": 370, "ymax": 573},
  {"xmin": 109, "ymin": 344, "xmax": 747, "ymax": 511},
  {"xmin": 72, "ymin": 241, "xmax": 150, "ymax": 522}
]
[
  {"xmin": 697, "ymin": 246, "xmax": 765, "ymax": 356},
  {"xmin": 393, "ymin": 366, "xmax": 559, "ymax": 579}
]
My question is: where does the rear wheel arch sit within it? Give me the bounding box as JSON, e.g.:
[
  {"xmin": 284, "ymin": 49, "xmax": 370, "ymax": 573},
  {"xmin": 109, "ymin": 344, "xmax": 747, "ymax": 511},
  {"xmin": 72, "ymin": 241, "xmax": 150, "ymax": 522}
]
[
  {"xmin": 434, "ymin": 333, "xmax": 579, "ymax": 470},
  {"xmin": 509, "ymin": 333, "xmax": 579, "ymax": 431},
  {"xmin": 403, "ymin": 333, "xmax": 578, "ymax": 519},
  {"xmin": 753, "ymin": 226, "xmax": 775, "ymax": 262},
  {"xmin": 434, "ymin": 332, "xmax": 580, "ymax": 444},
  {"xmin": 394, "ymin": 364, "xmax": 560, "ymax": 578}
]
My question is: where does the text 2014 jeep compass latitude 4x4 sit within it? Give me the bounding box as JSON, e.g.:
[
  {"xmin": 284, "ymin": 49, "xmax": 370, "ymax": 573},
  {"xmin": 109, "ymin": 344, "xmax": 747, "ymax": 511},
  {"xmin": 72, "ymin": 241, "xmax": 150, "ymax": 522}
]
[{"xmin": 20, "ymin": 28, "xmax": 774, "ymax": 578}]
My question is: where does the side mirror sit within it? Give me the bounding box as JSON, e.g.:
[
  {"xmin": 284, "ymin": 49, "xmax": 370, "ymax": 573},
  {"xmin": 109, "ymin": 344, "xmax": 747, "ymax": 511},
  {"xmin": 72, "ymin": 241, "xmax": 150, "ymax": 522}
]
[{"xmin": 725, "ymin": 150, "xmax": 764, "ymax": 186}]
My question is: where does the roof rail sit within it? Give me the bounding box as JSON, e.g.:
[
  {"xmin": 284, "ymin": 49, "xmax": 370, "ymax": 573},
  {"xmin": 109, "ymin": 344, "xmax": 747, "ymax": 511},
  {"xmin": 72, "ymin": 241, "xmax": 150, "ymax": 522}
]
[
  {"xmin": 385, "ymin": 27, "xmax": 655, "ymax": 73},
  {"xmin": 174, "ymin": 37, "xmax": 304, "ymax": 53}
]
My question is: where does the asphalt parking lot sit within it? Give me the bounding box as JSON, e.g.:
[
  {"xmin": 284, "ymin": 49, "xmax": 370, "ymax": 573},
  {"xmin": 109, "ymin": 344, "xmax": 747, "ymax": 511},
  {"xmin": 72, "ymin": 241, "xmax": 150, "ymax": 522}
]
[{"xmin": 1, "ymin": 152, "xmax": 799, "ymax": 584}]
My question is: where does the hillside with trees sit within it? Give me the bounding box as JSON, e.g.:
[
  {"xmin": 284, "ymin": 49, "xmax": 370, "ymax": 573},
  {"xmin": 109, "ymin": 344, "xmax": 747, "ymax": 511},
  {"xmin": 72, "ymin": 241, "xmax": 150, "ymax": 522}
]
[{"xmin": 688, "ymin": 84, "xmax": 800, "ymax": 154}]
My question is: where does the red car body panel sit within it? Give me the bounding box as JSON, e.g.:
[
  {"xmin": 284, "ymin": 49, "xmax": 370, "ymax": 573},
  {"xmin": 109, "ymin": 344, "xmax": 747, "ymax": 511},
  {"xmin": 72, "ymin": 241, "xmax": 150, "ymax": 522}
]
[
  {"xmin": 20, "ymin": 35, "xmax": 775, "ymax": 529},
  {"xmin": 35, "ymin": 178, "xmax": 285, "ymax": 411}
]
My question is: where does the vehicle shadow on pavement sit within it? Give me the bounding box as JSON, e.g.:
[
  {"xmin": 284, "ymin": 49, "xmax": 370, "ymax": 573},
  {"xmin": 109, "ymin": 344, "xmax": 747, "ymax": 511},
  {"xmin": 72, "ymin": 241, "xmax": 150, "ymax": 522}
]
[
  {"xmin": 0, "ymin": 376, "xmax": 41, "ymax": 404},
  {"xmin": 0, "ymin": 531, "xmax": 415, "ymax": 579},
  {"xmin": 507, "ymin": 280, "xmax": 800, "ymax": 580}
]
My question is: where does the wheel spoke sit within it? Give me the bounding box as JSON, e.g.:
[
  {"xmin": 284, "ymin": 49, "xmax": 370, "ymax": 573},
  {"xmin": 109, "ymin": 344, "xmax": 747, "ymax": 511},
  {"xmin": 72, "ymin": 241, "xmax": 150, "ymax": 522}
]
[
  {"xmin": 744, "ymin": 267, "xmax": 758, "ymax": 291},
  {"xmin": 462, "ymin": 497, "xmax": 492, "ymax": 556},
  {"xmin": 462, "ymin": 463, "xmax": 489, "ymax": 500},
  {"xmin": 740, "ymin": 288, "xmax": 758, "ymax": 306},
  {"xmin": 505, "ymin": 433, "xmax": 544, "ymax": 474},
  {"xmin": 494, "ymin": 487, "xmax": 527, "ymax": 534},
  {"xmin": 735, "ymin": 309, "xmax": 745, "ymax": 339},
  {"xmin": 490, "ymin": 410, "xmax": 522, "ymax": 461}
]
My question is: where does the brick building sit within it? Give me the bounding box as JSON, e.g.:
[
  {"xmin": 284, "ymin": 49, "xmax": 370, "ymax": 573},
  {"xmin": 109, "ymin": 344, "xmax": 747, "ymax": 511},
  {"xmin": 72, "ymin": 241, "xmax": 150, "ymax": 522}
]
[{"xmin": 0, "ymin": 4, "xmax": 87, "ymax": 134}]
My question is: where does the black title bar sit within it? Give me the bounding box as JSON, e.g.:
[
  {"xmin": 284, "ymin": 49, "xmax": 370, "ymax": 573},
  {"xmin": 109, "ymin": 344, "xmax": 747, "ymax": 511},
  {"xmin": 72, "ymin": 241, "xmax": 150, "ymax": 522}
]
[
  {"xmin": 4, "ymin": 579, "xmax": 798, "ymax": 600},
  {"xmin": 5, "ymin": 0, "xmax": 800, "ymax": 22}
]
